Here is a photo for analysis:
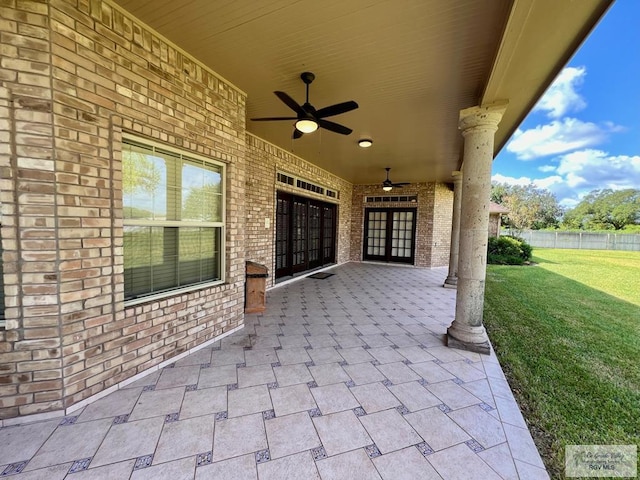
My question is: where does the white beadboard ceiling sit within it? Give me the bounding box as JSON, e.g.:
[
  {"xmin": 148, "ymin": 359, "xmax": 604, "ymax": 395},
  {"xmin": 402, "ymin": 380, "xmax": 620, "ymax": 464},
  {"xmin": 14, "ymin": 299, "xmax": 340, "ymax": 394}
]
[{"xmin": 111, "ymin": 0, "xmax": 612, "ymax": 186}]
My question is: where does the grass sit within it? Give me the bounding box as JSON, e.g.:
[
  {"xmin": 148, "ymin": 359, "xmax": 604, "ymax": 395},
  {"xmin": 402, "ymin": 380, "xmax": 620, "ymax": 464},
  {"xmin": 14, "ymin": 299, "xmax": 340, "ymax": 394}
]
[{"xmin": 483, "ymin": 248, "xmax": 640, "ymax": 479}]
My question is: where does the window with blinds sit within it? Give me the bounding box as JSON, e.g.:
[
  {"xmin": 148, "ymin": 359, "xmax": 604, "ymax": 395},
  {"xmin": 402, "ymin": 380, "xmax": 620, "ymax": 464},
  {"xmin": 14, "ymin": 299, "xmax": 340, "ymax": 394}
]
[{"xmin": 122, "ymin": 136, "xmax": 225, "ymax": 303}]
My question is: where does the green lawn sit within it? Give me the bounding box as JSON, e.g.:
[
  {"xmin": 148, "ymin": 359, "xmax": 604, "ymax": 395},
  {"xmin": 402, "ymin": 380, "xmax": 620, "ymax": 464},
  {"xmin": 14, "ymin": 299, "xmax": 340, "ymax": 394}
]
[{"xmin": 483, "ymin": 248, "xmax": 640, "ymax": 479}]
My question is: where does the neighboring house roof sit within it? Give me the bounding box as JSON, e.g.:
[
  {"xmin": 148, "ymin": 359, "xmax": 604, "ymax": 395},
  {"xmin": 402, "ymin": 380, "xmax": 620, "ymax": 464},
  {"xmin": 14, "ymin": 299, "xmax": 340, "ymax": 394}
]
[{"xmin": 490, "ymin": 202, "xmax": 510, "ymax": 214}]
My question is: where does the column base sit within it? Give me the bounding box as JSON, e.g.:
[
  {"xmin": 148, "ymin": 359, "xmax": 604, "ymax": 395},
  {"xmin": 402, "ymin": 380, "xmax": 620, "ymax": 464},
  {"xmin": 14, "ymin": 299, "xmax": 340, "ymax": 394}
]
[
  {"xmin": 446, "ymin": 333, "xmax": 490, "ymax": 355},
  {"xmin": 443, "ymin": 276, "xmax": 457, "ymax": 289},
  {"xmin": 446, "ymin": 322, "xmax": 491, "ymax": 355}
]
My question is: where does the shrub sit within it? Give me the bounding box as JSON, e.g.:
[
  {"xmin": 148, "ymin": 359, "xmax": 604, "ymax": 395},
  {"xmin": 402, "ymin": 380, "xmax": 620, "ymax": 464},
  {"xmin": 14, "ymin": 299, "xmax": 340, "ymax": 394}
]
[{"xmin": 487, "ymin": 235, "xmax": 533, "ymax": 265}]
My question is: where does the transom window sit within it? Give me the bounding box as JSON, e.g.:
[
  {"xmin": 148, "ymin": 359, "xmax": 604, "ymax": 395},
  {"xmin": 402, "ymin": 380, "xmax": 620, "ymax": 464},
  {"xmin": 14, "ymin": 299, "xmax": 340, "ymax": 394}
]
[{"xmin": 122, "ymin": 137, "xmax": 225, "ymax": 303}]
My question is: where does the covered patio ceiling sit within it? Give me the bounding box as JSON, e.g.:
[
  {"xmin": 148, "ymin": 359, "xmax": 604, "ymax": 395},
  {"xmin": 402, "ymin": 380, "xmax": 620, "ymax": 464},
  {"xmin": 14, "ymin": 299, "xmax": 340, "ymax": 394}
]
[{"xmin": 111, "ymin": 0, "xmax": 612, "ymax": 185}]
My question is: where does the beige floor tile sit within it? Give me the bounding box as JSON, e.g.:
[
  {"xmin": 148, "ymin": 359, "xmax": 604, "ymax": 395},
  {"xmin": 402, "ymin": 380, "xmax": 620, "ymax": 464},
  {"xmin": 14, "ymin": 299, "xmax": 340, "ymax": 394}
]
[
  {"xmin": 441, "ymin": 360, "xmax": 487, "ymax": 383},
  {"xmin": 131, "ymin": 457, "xmax": 195, "ymax": 480},
  {"xmin": 359, "ymin": 409, "xmax": 422, "ymax": 454},
  {"xmin": 78, "ymin": 387, "xmax": 143, "ymax": 422},
  {"xmin": 376, "ymin": 362, "xmax": 422, "ymax": 384},
  {"xmin": 309, "ymin": 362, "xmax": 351, "ymax": 386},
  {"xmin": 154, "ymin": 414, "xmax": 215, "ymax": 463},
  {"xmin": 71, "ymin": 460, "xmax": 136, "ymax": 480},
  {"xmin": 244, "ymin": 349, "xmax": 279, "ymax": 366},
  {"xmin": 273, "ymin": 363, "xmax": 314, "ymax": 386},
  {"xmin": 91, "ymin": 417, "xmax": 164, "ymax": 467},
  {"xmin": 276, "ymin": 347, "xmax": 312, "ymax": 365},
  {"xmin": 426, "ymin": 381, "xmax": 482, "ymax": 410},
  {"xmin": 404, "ymin": 407, "xmax": 470, "ymax": 451},
  {"xmin": 25, "ymin": 419, "xmax": 112, "ymax": 471},
  {"xmin": 210, "ymin": 348, "xmax": 245, "ymax": 367},
  {"xmin": 312, "ymin": 410, "xmax": 372, "ymax": 456},
  {"xmin": 334, "ymin": 335, "xmax": 366, "ymax": 348},
  {"xmin": 448, "ymin": 405, "xmax": 506, "ymax": 449},
  {"xmin": 343, "ymin": 362, "xmax": 385, "ymax": 385},
  {"xmin": 278, "ymin": 334, "xmax": 310, "ymax": 348},
  {"xmin": 156, "ymin": 366, "xmax": 201, "ymax": 389},
  {"xmin": 308, "ymin": 346, "xmax": 344, "ymax": 364},
  {"xmin": 2, "ymin": 463, "xmax": 70, "ymax": 480},
  {"xmin": 228, "ymin": 385, "xmax": 272, "ymax": 418},
  {"xmin": 265, "ymin": 411, "xmax": 321, "ymax": 459},
  {"xmin": 270, "ymin": 383, "xmax": 317, "ymax": 417},
  {"xmin": 307, "ymin": 334, "xmax": 339, "ymax": 348},
  {"xmin": 311, "ymin": 383, "xmax": 360, "ymax": 414},
  {"xmin": 360, "ymin": 334, "xmax": 393, "ymax": 348},
  {"xmin": 350, "ymin": 382, "xmax": 401, "ymax": 413},
  {"xmin": 174, "ymin": 348, "xmax": 213, "ymax": 367},
  {"xmin": 196, "ymin": 453, "xmax": 257, "ymax": 479},
  {"xmin": 514, "ymin": 459, "xmax": 551, "ymax": 480},
  {"xmin": 237, "ymin": 364, "xmax": 276, "ymax": 388},
  {"xmin": 478, "ymin": 443, "xmax": 519, "ymax": 480},
  {"xmin": 212, "ymin": 414, "xmax": 267, "ymax": 462},
  {"xmin": 197, "ymin": 364, "xmax": 237, "ymax": 389},
  {"xmin": 0, "ymin": 419, "xmax": 59, "ymax": 464},
  {"xmin": 128, "ymin": 387, "xmax": 186, "ymax": 421},
  {"xmin": 493, "ymin": 394, "xmax": 528, "ymax": 428},
  {"xmin": 180, "ymin": 386, "xmax": 227, "ymax": 419},
  {"xmin": 503, "ymin": 423, "xmax": 546, "ymax": 469},
  {"xmin": 460, "ymin": 378, "xmax": 496, "ymax": 407},
  {"xmin": 315, "ymin": 449, "xmax": 382, "ymax": 480},
  {"xmin": 388, "ymin": 381, "xmax": 441, "ymax": 412},
  {"xmin": 408, "ymin": 362, "xmax": 455, "ymax": 383},
  {"xmin": 372, "ymin": 446, "xmax": 442, "ymax": 480},
  {"xmin": 122, "ymin": 370, "xmax": 161, "ymax": 389},
  {"xmin": 338, "ymin": 347, "xmax": 375, "ymax": 364},
  {"xmin": 257, "ymin": 450, "xmax": 320, "ymax": 480},
  {"xmin": 367, "ymin": 346, "xmax": 406, "ymax": 364},
  {"xmin": 427, "ymin": 443, "xmax": 502, "ymax": 480}
]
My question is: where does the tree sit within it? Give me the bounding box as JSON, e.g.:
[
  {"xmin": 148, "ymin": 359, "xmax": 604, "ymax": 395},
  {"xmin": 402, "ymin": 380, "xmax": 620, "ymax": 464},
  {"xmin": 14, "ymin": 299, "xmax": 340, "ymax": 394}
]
[
  {"xmin": 123, "ymin": 150, "xmax": 162, "ymax": 195},
  {"xmin": 562, "ymin": 189, "xmax": 640, "ymax": 230},
  {"xmin": 491, "ymin": 183, "xmax": 563, "ymax": 231}
]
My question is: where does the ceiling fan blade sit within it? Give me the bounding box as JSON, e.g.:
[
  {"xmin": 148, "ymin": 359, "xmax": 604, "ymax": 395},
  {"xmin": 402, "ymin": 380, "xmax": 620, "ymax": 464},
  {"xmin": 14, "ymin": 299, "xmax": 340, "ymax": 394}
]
[
  {"xmin": 274, "ymin": 91, "xmax": 305, "ymax": 116},
  {"xmin": 393, "ymin": 182, "xmax": 410, "ymax": 186},
  {"xmin": 292, "ymin": 129, "xmax": 304, "ymax": 140},
  {"xmin": 315, "ymin": 100, "xmax": 359, "ymax": 118},
  {"xmin": 251, "ymin": 116, "xmax": 298, "ymax": 121},
  {"xmin": 392, "ymin": 184, "xmax": 405, "ymax": 188},
  {"xmin": 317, "ymin": 119, "xmax": 352, "ymax": 135}
]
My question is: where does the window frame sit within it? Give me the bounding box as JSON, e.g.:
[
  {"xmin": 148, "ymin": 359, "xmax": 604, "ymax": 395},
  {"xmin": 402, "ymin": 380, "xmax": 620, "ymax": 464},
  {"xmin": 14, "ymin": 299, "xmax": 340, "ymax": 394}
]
[{"xmin": 122, "ymin": 134, "xmax": 226, "ymax": 307}]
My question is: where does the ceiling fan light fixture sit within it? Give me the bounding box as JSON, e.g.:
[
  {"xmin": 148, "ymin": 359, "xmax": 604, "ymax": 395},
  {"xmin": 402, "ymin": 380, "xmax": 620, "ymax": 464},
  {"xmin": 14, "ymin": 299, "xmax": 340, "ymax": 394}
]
[
  {"xmin": 382, "ymin": 185, "xmax": 393, "ymax": 192},
  {"xmin": 358, "ymin": 139, "xmax": 373, "ymax": 148},
  {"xmin": 295, "ymin": 119, "xmax": 318, "ymax": 133}
]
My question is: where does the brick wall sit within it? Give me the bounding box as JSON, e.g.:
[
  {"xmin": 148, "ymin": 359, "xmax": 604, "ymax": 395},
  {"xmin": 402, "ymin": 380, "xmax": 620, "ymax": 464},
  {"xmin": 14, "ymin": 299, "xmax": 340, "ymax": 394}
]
[
  {"xmin": 0, "ymin": 0, "xmax": 247, "ymax": 420},
  {"xmin": 350, "ymin": 183, "xmax": 452, "ymax": 267},
  {"xmin": 245, "ymin": 134, "xmax": 353, "ymax": 288}
]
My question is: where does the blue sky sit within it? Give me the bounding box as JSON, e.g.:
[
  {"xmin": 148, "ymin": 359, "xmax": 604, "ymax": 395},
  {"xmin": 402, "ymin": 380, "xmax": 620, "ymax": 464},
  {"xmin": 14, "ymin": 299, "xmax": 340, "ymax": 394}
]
[{"xmin": 492, "ymin": 0, "xmax": 640, "ymax": 208}]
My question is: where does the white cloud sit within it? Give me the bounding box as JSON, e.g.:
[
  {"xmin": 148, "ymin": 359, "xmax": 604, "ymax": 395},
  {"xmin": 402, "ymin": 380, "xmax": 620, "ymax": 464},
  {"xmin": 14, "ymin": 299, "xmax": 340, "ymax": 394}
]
[
  {"xmin": 493, "ymin": 149, "xmax": 640, "ymax": 206},
  {"xmin": 506, "ymin": 118, "xmax": 617, "ymax": 160},
  {"xmin": 538, "ymin": 165, "xmax": 556, "ymax": 172},
  {"xmin": 533, "ymin": 66, "xmax": 587, "ymax": 118}
]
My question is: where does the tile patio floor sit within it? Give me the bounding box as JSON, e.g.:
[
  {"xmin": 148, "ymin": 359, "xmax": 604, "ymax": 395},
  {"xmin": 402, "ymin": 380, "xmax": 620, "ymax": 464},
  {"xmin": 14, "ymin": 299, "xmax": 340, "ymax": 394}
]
[{"xmin": 0, "ymin": 263, "xmax": 549, "ymax": 479}]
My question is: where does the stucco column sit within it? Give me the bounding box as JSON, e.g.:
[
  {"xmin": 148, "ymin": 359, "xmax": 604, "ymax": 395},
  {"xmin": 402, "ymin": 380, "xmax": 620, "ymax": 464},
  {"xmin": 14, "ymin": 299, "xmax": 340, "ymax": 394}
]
[
  {"xmin": 447, "ymin": 102, "xmax": 507, "ymax": 355},
  {"xmin": 443, "ymin": 170, "xmax": 462, "ymax": 288}
]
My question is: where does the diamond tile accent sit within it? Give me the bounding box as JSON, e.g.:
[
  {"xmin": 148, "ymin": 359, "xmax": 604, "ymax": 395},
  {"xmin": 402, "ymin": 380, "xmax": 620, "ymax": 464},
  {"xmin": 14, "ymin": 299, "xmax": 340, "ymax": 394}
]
[
  {"xmin": 396, "ymin": 404, "xmax": 410, "ymax": 415},
  {"xmin": 215, "ymin": 411, "xmax": 228, "ymax": 421},
  {"xmin": 308, "ymin": 408, "xmax": 322, "ymax": 418},
  {"xmin": 262, "ymin": 409, "xmax": 276, "ymax": 420},
  {"xmin": 167, "ymin": 363, "xmax": 176, "ymax": 368},
  {"xmin": 227, "ymin": 383, "xmax": 239, "ymax": 391},
  {"xmin": 453, "ymin": 377, "xmax": 464, "ymax": 385},
  {"xmin": 236, "ymin": 362, "xmax": 246, "ymax": 368},
  {"xmin": 255, "ymin": 449, "xmax": 271, "ymax": 464},
  {"xmin": 416, "ymin": 442, "xmax": 435, "ymax": 457},
  {"xmin": 165, "ymin": 412, "xmax": 180, "ymax": 423},
  {"xmin": 433, "ymin": 359, "xmax": 443, "ymax": 365},
  {"xmin": 371, "ymin": 360, "xmax": 381, "ymax": 366},
  {"xmin": 339, "ymin": 360, "xmax": 348, "ymax": 366},
  {"xmin": 479, "ymin": 402, "xmax": 494, "ymax": 412},
  {"xmin": 311, "ymin": 446, "xmax": 327, "ymax": 460},
  {"xmin": 307, "ymin": 381, "xmax": 318, "ymax": 388},
  {"xmin": 304, "ymin": 361, "xmax": 315, "ymax": 367},
  {"xmin": 186, "ymin": 384, "xmax": 198, "ymax": 391},
  {"xmin": 465, "ymin": 439, "xmax": 485, "ymax": 453},
  {"xmin": 201, "ymin": 363, "xmax": 211, "ymax": 369},
  {"xmin": 59, "ymin": 415, "xmax": 78, "ymax": 426},
  {"xmin": 382, "ymin": 379, "xmax": 393, "ymax": 387},
  {"xmin": 1, "ymin": 462, "xmax": 27, "ymax": 476},
  {"xmin": 142, "ymin": 385, "xmax": 156, "ymax": 392},
  {"xmin": 275, "ymin": 346, "xmax": 283, "ymax": 350},
  {"xmin": 134, "ymin": 455, "xmax": 153, "ymax": 470},
  {"xmin": 437, "ymin": 404, "xmax": 452, "ymax": 413},
  {"xmin": 304, "ymin": 345, "xmax": 313, "ymax": 350},
  {"xmin": 112, "ymin": 414, "xmax": 129, "ymax": 425},
  {"xmin": 418, "ymin": 378, "xmax": 429, "ymax": 386},
  {"xmin": 68, "ymin": 457, "xmax": 92, "ymax": 473},
  {"xmin": 365, "ymin": 443, "xmax": 382, "ymax": 459},
  {"xmin": 196, "ymin": 451, "xmax": 213, "ymax": 467},
  {"xmin": 267, "ymin": 382, "xmax": 279, "ymax": 389},
  {"xmin": 345, "ymin": 380, "xmax": 356, "ymax": 388},
  {"xmin": 270, "ymin": 362, "xmax": 281, "ymax": 367},
  {"xmin": 402, "ymin": 359, "xmax": 412, "ymax": 365},
  {"xmin": 464, "ymin": 358, "xmax": 474, "ymax": 365},
  {"xmin": 353, "ymin": 407, "xmax": 366, "ymax": 417}
]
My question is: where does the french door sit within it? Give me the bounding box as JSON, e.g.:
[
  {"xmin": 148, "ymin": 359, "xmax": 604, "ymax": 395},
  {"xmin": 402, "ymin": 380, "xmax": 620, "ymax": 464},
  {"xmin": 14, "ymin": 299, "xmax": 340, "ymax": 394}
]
[
  {"xmin": 275, "ymin": 192, "xmax": 337, "ymax": 278},
  {"xmin": 363, "ymin": 208, "xmax": 416, "ymax": 264}
]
